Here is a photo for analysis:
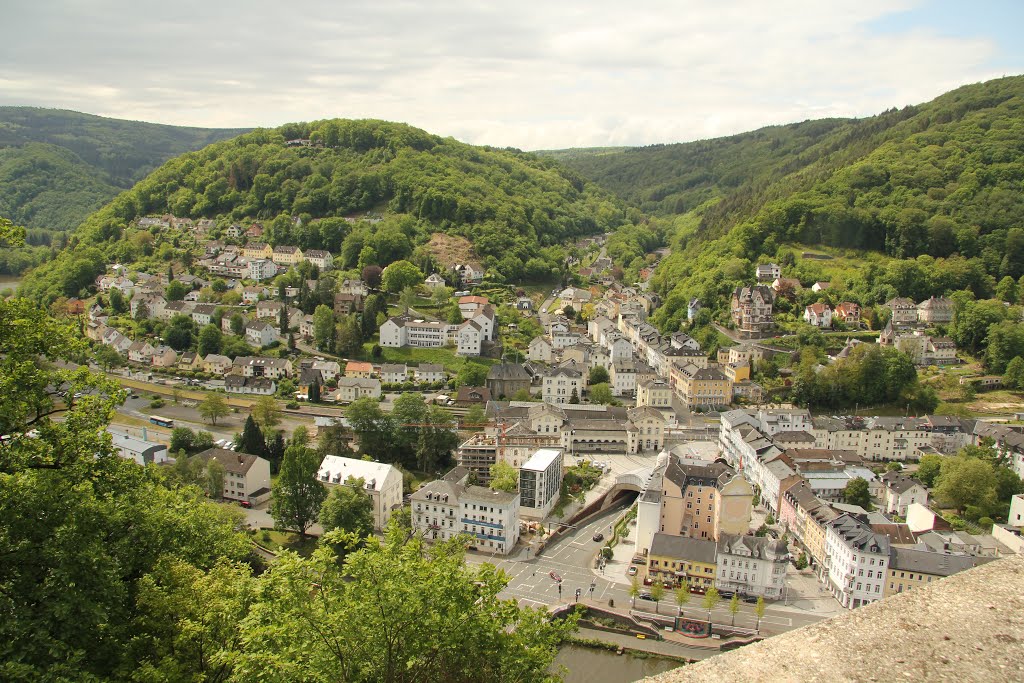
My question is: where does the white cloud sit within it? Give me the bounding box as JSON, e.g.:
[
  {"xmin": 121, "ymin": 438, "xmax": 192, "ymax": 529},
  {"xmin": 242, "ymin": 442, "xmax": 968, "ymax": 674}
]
[{"xmin": 0, "ymin": 0, "xmax": 1015, "ymax": 148}]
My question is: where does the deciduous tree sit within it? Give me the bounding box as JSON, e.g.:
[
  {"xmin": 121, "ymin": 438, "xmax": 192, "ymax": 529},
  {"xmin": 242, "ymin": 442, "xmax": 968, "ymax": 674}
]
[
  {"xmin": 198, "ymin": 392, "xmax": 230, "ymax": 425},
  {"xmin": 270, "ymin": 445, "xmax": 328, "ymax": 538}
]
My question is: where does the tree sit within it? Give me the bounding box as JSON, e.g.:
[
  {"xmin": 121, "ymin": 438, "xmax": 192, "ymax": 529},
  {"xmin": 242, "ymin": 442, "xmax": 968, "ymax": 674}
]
[
  {"xmin": 251, "ymin": 396, "xmax": 281, "ymax": 432},
  {"xmin": 465, "ymin": 404, "xmax": 486, "ymax": 426},
  {"xmin": 589, "ymin": 382, "xmax": 613, "ymax": 405},
  {"xmin": 170, "ymin": 426, "xmax": 197, "ymax": 453},
  {"xmin": 456, "ymin": 362, "xmax": 489, "ymax": 388},
  {"xmin": 230, "ymin": 312, "xmax": 245, "ymax": 336},
  {"xmin": 649, "ymin": 581, "xmax": 665, "ymax": 614},
  {"xmin": 278, "ymin": 303, "xmax": 289, "ymax": 334},
  {"xmin": 231, "ymin": 528, "xmax": 574, "ymax": 682},
  {"xmin": 197, "ymin": 323, "xmax": 222, "ymax": 356},
  {"xmin": 361, "ymin": 264, "xmax": 382, "ymax": 289},
  {"xmin": 398, "ymin": 286, "xmax": 418, "ymax": 314},
  {"xmin": 588, "ymin": 366, "xmax": 609, "ymax": 385},
  {"xmin": 702, "ymin": 586, "xmax": 721, "ymax": 621},
  {"xmin": 198, "ymin": 392, "xmax": 230, "ymax": 425},
  {"xmin": 675, "ymin": 581, "xmax": 690, "ymax": 616},
  {"xmin": 381, "ymin": 259, "xmax": 423, "ymax": 293},
  {"xmin": 754, "ymin": 597, "xmax": 766, "ymax": 631},
  {"xmin": 165, "ymin": 280, "xmax": 189, "ymax": 302},
  {"xmin": 206, "ymin": 457, "xmax": 225, "ymax": 500},
  {"xmin": 266, "ymin": 430, "xmax": 286, "ymax": 475},
  {"xmin": 312, "ymin": 304, "xmax": 335, "ymax": 351},
  {"xmin": 996, "ymin": 275, "xmax": 1018, "ymax": 303},
  {"xmin": 319, "ymin": 476, "xmax": 374, "ymax": 538},
  {"xmin": 334, "ymin": 314, "xmax": 363, "ymax": 357},
  {"xmin": 270, "ymin": 444, "xmax": 328, "ymax": 538},
  {"xmin": 934, "ymin": 456, "xmax": 997, "ymax": 515},
  {"xmin": 108, "ymin": 287, "xmax": 126, "ymax": 314},
  {"xmin": 308, "ymin": 376, "xmax": 321, "ymax": 403},
  {"xmin": 431, "ymin": 285, "xmax": 452, "ymax": 307},
  {"xmin": 1003, "ymin": 356, "xmax": 1024, "ymax": 390},
  {"xmin": 346, "ymin": 397, "xmax": 395, "ymax": 460},
  {"xmin": 629, "ymin": 577, "xmax": 641, "ymax": 608},
  {"xmin": 728, "ymin": 593, "xmax": 741, "ymax": 625},
  {"xmin": 94, "ymin": 343, "xmax": 123, "ymax": 371},
  {"xmin": 568, "ymin": 387, "xmax": 580, "ymax": 404},
  {"xmin": 164, "ymin": 314, "xmax": 196, "ymax": 351},
  {"xmin": 489, "ymin": 462, "xmax": 518, "ymax": 492},
  {"xmin": 239, "ymin": 415, "xmax": 266, "ymax": 456},
  {"xmin": 843, "ymin": 477, "xmax": 873, "ymax": 510}
]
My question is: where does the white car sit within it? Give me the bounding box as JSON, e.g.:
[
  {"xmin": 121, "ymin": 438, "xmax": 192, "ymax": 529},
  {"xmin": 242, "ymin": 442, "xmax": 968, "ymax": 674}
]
[{"xmin": 628, "ymin": 566, "xmax": 638, "ymax": 576}]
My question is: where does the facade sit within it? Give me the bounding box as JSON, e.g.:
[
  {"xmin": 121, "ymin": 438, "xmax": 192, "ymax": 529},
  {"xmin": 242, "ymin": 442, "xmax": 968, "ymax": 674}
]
[
  {"xmin": 271, "ymin": 245, "xmax": 304, "ymax": 265},
  {"xmin": 756, "ymin": 263, "xmax": 781, "ymax": 282},
  {"xmin": 194, "ymin": 448, "xmax": 272, "ymax": 504},
  {"xmin": 486, "ymin": 363, "xmax": 532, "ymax": 399},
  {"xmin": 917, "ymin": 296, "xmax": 954, "ymax": 323},
  {"xmin": 825, "ymin": 514, "xmax": 890, "ymax": 609},
  {"xmin": 245, "ymin": 321, "xmax": 277, "ymax": 347},
  {"xmin": 657, "ymin": 459, "xmax": 736, "ymax": 542},
  {"xmin": 626, "ymin": 405, "xmax": 665, "ymax": 453},
  {"xmin": 455, "ymin": 320, "xmax": 484, "ymax": 356},
  {"xmin": 542, "ymin": 367, "xmax": 583, "ymax": 404},
  {"xmin": 884, "ymin": 547, "xmax": 988, "ymax": 598},
  {"xmin": 249, "ymin": 259, "xmax": 276, "ymax": 281},
  {"xmin": 335, "ymin": 377, "xmax": 382, "ymax": 402},
  {"xmin": 716, "ymin": 534, "xmax": 790, "ymax": 599},
  {"xmin": 460, "ymin": 486, "xmax": 520, "ymax": 555},
  {"xmin": 225, "ymin": 376, "xmax": 276, "ymax": 395},
  {"xmin": 233, "ymin": 356, "xmax": 292, "ymax": 379},
  {"xmin": 636, "ymin": 379, "xmax": 672, "ymax": 409},
  {"xmin": 317, "ymin": 455, "xmax": 402, "ymax": 530},
  {"xmin": 380, "ymin": 363, "xmax": 408, "ymax": 384},
  {"xmin": 880, "ymin": 471, "xmax": 929, "ymax": 517},
  {"xmin": 647, "ymin": 534, "xmax": 718, "ymax": 589},
  {"xmin": 528, "ymin": 336, "xmax": 554, "ymax": 362},
  {"xmin": 304, "ymin": 249, "xmax": 333, "ymax": 271},
  {"xmin": 108, "ymin": 429, "xmax": 169, "ymax": 465},
  {"xmin": 884, "ymin": 297, "xmax": 918, "ymax": 325},
  {"xmin": 379, "ymin": 316, "xmax": 451, "ymax": 349},
  {"xmin": 518, "ymin": 448, "xmax": 563, "ymax": 518},
  {"xmin": 731, "ymin": 285, "xmax": 775, "ymax": 333},
  {"xmin": 411, "ymin": 476, "xmax": 464, "ymax": 542},
  {"xmin": 415, "ymin": 363, "xmax": 445, "ymax": 384},
  {"xmin": 803, "ymin": 303, "xmax": 833, "ymax": 328},
  {"xmin": 345, "ymin": 361, "xmax": 374, "ymax": 378},
  {"xmin": 834, "ymin": 302, "xmax": 861, "ymax": 326},
  {"xmin": 678, "ymin": 366, "xmax": 731, "ymax": 408}
]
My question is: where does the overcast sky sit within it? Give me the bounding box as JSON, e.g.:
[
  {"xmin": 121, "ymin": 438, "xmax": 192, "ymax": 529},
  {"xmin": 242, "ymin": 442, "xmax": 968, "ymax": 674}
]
[{"xmin": 2, "ymin": 1, "xmax": 1022, "ymax": 150}]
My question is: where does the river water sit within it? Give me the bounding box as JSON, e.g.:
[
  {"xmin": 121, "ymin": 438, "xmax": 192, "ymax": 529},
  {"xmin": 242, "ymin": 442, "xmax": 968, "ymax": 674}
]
[
  {"xmin": 551, "ymin": 645, "xmax": 683, "ymax": 683},
  {"xmin": 0, "ymin": 275, "xmax": 23, "ymax": 293}
]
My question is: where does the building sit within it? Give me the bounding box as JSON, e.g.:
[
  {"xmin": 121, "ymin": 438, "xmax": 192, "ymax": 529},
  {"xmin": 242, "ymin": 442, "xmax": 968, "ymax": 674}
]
[
  {"xmin": 715, "ymin": 534, "xmax": 790, "ymax": 599},
  {"xmin": 678, "ymin": 366, "xmax": 731, "ymax": 408},
  {"xmin": 542, "ymin": 366, "xmax": 583, "ymax": 404},
  {"xmin": 334, "ymin": 377, "xmax": 381, "ymax": 403},
  {"xmin": 528, "ymin": 336, "xmax": 554, "ymax": 362},
  {"xmin": 883, "ymin": 547, "xmax": 990, "ymax": 598},
  {"xmin": 379, "ymin": 315, "xmax": 451, "ymax": 349},
  {"xmin": 647, "ymin": 534, "xmax": 718, "ymax": 590},
  {"xmin": 380, "ymin": 363, "xmax": 408, "ymax": 384},
  {"xmin": 193, "ymin": 448, "xmax": 272, "ymax": 505},
  {"xmin": 654, "ymin": 458, "xmax": 746, "ymax": 543},
  {"xmin": 756, "ymin": 263, "xmax": 781, "ymax": 282},
  {"xmin": 626, "ymin": 405, "xmax": 665, "ymax": 453},
  {"xmin": 415, "ymin": 363, "xmax": 445, "ymax": 384},
  {"xmin": 411, "ymin": 473, "xmax": 465, "ymax": 542},
  {"xmin": 233, "ymin": 356, "xmax": 292, "ymax": 379},
  {"xmin": 880, "ymin": 472, "xmax": 929, "ymax": 517},
  {"xmin": 225, "ymin": 376, "xmax": 276, "ymax": 395},
  {"xmin": 304, "ymin": 249, "xmax": 333, "ymax": 271},
  {"xmin": 518, "ymin": 448, "xmax": 563, "ymax": 518},
  {"xmin": 636, "ymin": 379, "xmax": 672, "ymax": 409},
  {"xmin": 460, "ymin": 486, "xmax": 520, "ymax": 555},
  {"xmin": 151, "ymin": 345, "xmax": 177, "ymax": 367},
  {"xmin": 917, "ymin": 296, "xmax": 954, "ymax": 324},
  {"xmin": 486, "ymin": 363, "xmax": 532, "ymax": 399},
  {"xmin": 108, "ymin": 429, "xmax": 169, "ymax": 465},
  {"xmin": 834, "ymin": 302, "xmax": 861, "ymax": 326},
  {"xmin": 424, "ymin": 272, "xmax": 446, "ymax": 288},
  {"xmin": 455, "ymin": 385, "xmax": 491, "ymax": 406},
  {"xmin": 884, "ymin": 297, "xmax": 918, "ymax": 325},
  {"xmin": 345, "ymin": 361, "xmax": 373, "ymax": 378},
  {"xmin": 825, "ymin": 514, "xmax": 890, "ymax": 609},
  {"xmin": 271, "ymin": 245, "xmax": 304, "ymax": 266},
  {"xmin": 317, "ymin": 455, "xmax": 402, "ymax": 530},
  {"xmin": 248, "ymin": 259, "xmax": 276, "ymax": 281},
  {"xmin": 803, "ymin": 303, "xmax": 833, "ymax": 328},
  {"xmin": 455, "ymin": 320, "xmax": 484, "ymax": 356},
  {"xmin": 245, "ymin": 321, "xmax": 277, "ymax": 347}
]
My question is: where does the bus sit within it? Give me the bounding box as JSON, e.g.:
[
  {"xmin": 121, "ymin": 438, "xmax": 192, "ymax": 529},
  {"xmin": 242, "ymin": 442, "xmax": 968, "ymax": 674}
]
[{"xmin": 149, "ymin": 415, "xmax": 174, "ymax": 428}]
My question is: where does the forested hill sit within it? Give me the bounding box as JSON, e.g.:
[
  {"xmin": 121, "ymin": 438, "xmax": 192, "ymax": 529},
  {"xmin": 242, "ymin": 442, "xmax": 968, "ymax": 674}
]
[
  {"xmin": 20, "ymin": 118, "xmax": 626, "ymax": 302},
  {"xmin": 0, "ymin": 107, "xmax": 247, "ymax": 231},
  {"xmin": 635, "ymin": 75, "xmax": 1024, "ymax": 331}
]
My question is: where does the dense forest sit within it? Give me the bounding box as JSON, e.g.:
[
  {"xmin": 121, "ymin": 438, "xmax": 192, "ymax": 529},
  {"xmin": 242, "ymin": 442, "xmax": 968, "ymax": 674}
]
[
  {"xmin": 20, "ymin": 118, "xmax": 627, "ymax": 302},
  {"xmin": 0, "ymin": 108, "xmax": 246, "ymax": 274}
]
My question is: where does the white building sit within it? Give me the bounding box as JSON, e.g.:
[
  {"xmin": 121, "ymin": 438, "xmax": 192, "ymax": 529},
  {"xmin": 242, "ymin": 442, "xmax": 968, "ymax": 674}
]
[
  {"xmin": 460, "ymin": 486, "xmax": 520, "ymax": 555},
  {"xmin": 519, "ymin": 448, "xmax": 563, "ymax": 519},
  {"xmin": 317, "ymin": 455, "xmax": 403, "ymax": 531},
  {"xmin": 245, "ymin": 321, "xmax": 277, "ymax": 347},
  {"xmin": 716, "ymin": 534, "xmax": 790, "ymax": 600},
  {"xmin": 108, "ymin": 428, "xmax": 169, "ymax": 466},
  {"xmin": 380, "ymin": 363, "xmax": 408, "ymax": 384},
  {"xmin": 880, "ymin": 471, "xmax": 929, "ymax": 517},
  {"xmin": 335, "ymin": 377, "xmax": 382, "ymax": 403},
  {"xmin": 542, "ymin": 367, "xmax": 583, "ymax": 404},
  {"xmin": 415, "ymin": 363, "xmax": 445, "ymax": 384},
  {"xmin": 194, "ymin": 448, "xmax": 272, "ymax": 505},
  {"xmin": 248, "ymin": 259, "xmax": 276, "ymax": 281},
  {"xmin": 411, "ymin": 474, "xmax": 464, "ymax": 542},
  {"xmin": 379, "ymin": 316, "xmax": 451, "ymax": 349},
  {"xmin": 825, "ymin": 514, "xmax": 890, "ymax": 609},
  {"xmin": 455, "ymin": 320, "xmax": 484, "ymax": 356},
  {"xmin": 528, "ymin": 336, "xmax": 554, "ymax": 362}
]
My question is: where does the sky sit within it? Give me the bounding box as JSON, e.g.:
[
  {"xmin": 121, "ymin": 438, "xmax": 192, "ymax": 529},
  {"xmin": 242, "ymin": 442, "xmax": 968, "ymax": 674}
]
[{"xmin": 2, "ymin": 0, "xmax": 1022, "ymax": 150}]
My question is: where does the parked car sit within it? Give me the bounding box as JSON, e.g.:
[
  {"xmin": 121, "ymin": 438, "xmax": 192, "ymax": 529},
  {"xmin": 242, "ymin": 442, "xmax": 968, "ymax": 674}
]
[
  {"xmin": 638, "ymin": 591, "xmax": 656, "ymax": 601},
  {"xmin": 743, "ymin": 595, "xmax": 759, "ymax": 604},
  {"xmin": 628, "ymin": 566, "xmax": 638, "ymax": 576},
  {"xmin": 592, "ymin": 532, "xmax": 604, "ymax": 542}
]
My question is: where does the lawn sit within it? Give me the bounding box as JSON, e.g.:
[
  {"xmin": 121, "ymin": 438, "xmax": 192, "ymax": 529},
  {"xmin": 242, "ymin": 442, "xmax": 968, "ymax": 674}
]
[
  {"xmin": 359, "ymin": 343, "xmax": 496, "ymax": 374},
  {"xmin": 252, "ymin": 528, "xmax": 320, "ymax": 557}
]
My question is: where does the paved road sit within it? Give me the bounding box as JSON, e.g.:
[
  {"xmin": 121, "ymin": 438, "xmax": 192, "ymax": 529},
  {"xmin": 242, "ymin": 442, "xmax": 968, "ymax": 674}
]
[{"xmin": 465, "ymin": 503, "xmax": 827, "ymax": 636}]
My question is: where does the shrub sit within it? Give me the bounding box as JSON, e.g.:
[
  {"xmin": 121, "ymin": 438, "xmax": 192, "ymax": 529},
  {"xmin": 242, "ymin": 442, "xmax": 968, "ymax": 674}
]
[{"xmin": 285, "ymin": 401, "xmax": 300, "ymax": 409}]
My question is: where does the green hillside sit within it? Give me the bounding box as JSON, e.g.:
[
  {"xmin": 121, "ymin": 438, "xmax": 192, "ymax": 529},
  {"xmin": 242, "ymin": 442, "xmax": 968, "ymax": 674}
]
[{"xmin": 20, "ymin": 118, "xmax": 626, "ymax": 302}]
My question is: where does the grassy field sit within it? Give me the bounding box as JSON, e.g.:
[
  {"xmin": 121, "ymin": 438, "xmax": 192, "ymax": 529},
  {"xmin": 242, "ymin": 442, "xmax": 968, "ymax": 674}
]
[
  {"xmin": 359, "ymin": 343, "xmax": 496, "ymax": 374},
  {"xmin": 251, "ymin": 528, "xmax": 319, "ymax": 557}
]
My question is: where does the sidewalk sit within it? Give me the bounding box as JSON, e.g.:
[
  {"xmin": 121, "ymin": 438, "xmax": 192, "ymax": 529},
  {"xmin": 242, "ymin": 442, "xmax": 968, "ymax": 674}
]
[{"xmin": 594, "ymin": 517, "xmax": 641, "ymax": 586}]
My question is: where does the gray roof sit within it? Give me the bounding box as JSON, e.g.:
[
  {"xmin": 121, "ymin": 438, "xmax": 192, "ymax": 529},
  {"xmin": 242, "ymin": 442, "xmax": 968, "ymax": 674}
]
[
  {"xmin": 650, "ymin": 533, "xmax": 718, "ymax": 564},
  {"xmin": 889, "ymin": 547, "xmax": 992, "ymax": 576},
  {"xmin": 462, "ymin": 485, "xmax": 519, "ymax": 504},
  {"xmin": 487, "ymin": 363, "xmax": 531, "ymax": 381},
  {"xmin": 193, "ymin": 448, "xmax": 262, "ymax": 474},
  {"xmin": 718, "ymin": 534, "xmax": 789, "ymax": 561},
  {"xmin": 830, "ymin": 514, "xmax": 890, "ymax": 554}
]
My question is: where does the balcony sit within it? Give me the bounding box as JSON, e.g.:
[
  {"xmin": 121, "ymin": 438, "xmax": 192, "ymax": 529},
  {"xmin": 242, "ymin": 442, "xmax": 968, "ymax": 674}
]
[{"xmin": 462, "ymin": 518, "xmax": 503, "ymax": 530}]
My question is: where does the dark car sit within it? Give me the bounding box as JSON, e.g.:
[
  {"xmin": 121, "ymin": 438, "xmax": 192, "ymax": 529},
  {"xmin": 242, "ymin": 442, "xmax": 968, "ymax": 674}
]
[
  {"xmin": 718, "ymin": 590, "xmax": 735, "ymax": 599},
  {"xmin": 638, "ymin": 591, "xmax": 654, "ymax": 601},
  {"xmin": 743, "ymin": 595, "xmax": 759, "ymax": 604},
  {"xmin": 592, "ymin": 532, "xmax": 605, "ymax": 542}
]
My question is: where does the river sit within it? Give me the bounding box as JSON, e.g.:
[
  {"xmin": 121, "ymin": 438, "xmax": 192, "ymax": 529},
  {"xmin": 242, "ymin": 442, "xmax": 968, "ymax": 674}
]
[
  {"xmin": 551, "ymin": 645, "xmax": 683, "ymax": 683},
  {"xmin": 0, "ymin": 275, "xmax": 23, "ymax": 293}
]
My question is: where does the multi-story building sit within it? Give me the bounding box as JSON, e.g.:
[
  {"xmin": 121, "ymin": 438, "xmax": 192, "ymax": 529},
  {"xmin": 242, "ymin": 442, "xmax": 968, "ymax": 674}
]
[
  {"xmin": 486, "ymin": 363, "xmax": 532, "ymax": 399},
  {"xmin": 636, "ymin": 379, "xmax": 672, "ymax": 409},
  {"xmin": 803, "ymin": 303, "xmax": 832, "ymax": 328},
  {"xmin": 883, "ymin": 547, "xmax": 990, "ymax": 598},
  {"xmin": 455, "ymin": 320, "xmax": 484, "ymax": 356},
  {"xmin": 379, "ymin": 316, "xmax": 451, "ymax": 349},
  {"xmin": 716, "ymin": 534, "xmax": 790, "ymax": 600},
  {"xmin": 415, "ymin": 363, "xmax": 445, "ymax": 384},
  {"xmin": 108, "ymin": 428, "xmax": 170, "ymax": 466},
  {"xmin": 625, "ymin": 405, "xmax": 666, "ymax": 453},
  {"xmin": 249, "ymin": 258, "xmax": 276, "ymax": 281},
  {"xmin": 518, "ymin": 448, "xmax": 562, "ymax": 518},
  {"xmin": 317, "ymin": 455, "xmax": 403, "ymax": 530},
  {"xmin": 194, "ymin": 448, "xmax": 272, "ymax": 505},
  {"xmin": 917, "ymin": 296, "xmax": 954, "ymax": 324},
  {"xmin": 460, "ymin": 486, "xmax": 520, "ymax": 555},
  {"xmin": 647, "ymin": 534, "xmax": 718, "ymax": 590},
  {"xmin": 834, "ymin": 302, "xmax": 861, "ymax": 326},
  {"xmin": 542, "ymin": 367, "xmax": 583, "ymax": 404},
  {"xmin": 304, "ymin": 249, "xmax": 333, "ymax": 271},
  {"xmin": 528, "ymin": 336, "xmax": 554, "ymax": 362},
  {"xmin": 825, "ymin": 514, "xmax": 890, "ymax": 609},
  {"xmin": 678, "ymin": 366, "xmax": 731, "ymax": 408},
  {"xmin": 335, "ymin": 377, "xmax": 382, "ymax": 402},
  {"xmin": 232, "ymin": 356, "xmax": 292, "ymax": 379},
  {"xmin": 756, "ymin": 263, "xmax": 781, "ymax": 282},
  {"xmin": 245, "ymin": 321, "xmax": 277, "ymax": 347},
  {"xmin": 456, "ymin": 431, "xmax": 562, "ymax": 484},
  {"xmin": 242, "ymin": 243, "xmax": 273, "ymax": 260},
  {"xmin": 731, "ymin": 285, "xmax": 774, "ymax": 333},
  {"xmin": 879, "ymin": 471, "xmax": 929, "ymax": 517},
  {"xmin": 884, "ymin": 297, "xmax": 918, "ymax": 325},
  {"xmin": 411, "ymin": 473, "xmax": 465, "ymax": 542},
  {"xmin": 271, "ymin": 245, "xmax": 304, "ymax": 266},
  {"xmin": 657, "ymin": 458, "xmax": 739, "ymax": 542},
  {"xmin": 380, "ymin": 363, "xmax": 408, "ymax": 384}
]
